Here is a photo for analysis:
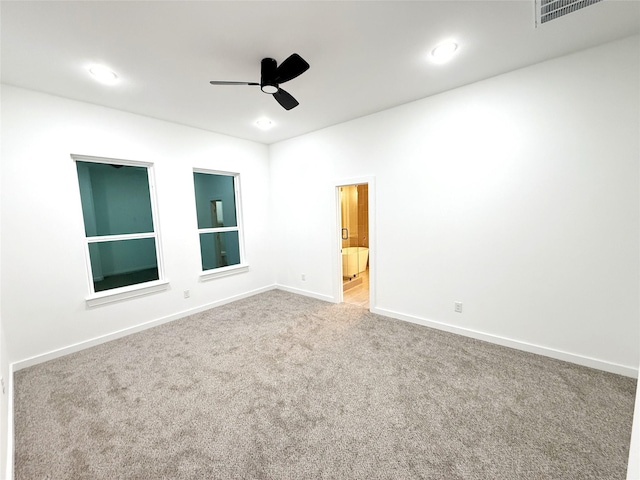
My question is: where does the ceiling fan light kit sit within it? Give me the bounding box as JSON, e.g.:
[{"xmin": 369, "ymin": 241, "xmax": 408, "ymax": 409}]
[
  {"xmin": 209, "ymin": 53, "xmax": 310, "ymax": 110},
  {"xmin": 260, "ymin": 58, "xmax": 278, "ymax": 94}
]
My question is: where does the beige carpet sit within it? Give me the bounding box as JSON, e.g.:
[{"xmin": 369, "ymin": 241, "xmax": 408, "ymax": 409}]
[{"xmin": 14, "ymin": 290, "xmax": 637, "ymax": 479}]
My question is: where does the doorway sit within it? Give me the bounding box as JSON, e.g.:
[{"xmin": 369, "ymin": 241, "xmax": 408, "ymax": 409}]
[{"xmin": 339, "ymin": 183, "xmax": 370, "ymax": 308}]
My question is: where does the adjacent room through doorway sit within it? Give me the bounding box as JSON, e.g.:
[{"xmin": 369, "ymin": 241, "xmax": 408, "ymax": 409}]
[{"xmin": 339, "ymin": 183, "xmax": 369, "ymax": 309}]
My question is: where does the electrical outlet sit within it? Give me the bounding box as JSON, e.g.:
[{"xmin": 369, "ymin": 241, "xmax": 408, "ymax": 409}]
[
  {"xmin": 301, "ymin": 274, "xmax": 306, "ymax": 281},
  {"xmin": 454, "ymin": 301, "xmax": 463, "ymax": 313},
  {"xmin": 183, "ymin": 290, "xmax": 190, "ymax": 299}
]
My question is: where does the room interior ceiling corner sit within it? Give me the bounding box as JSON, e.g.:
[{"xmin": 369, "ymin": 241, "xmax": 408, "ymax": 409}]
[{"xmin": 0, "ymin": 0, "xmax": 638, "ymax": 145}]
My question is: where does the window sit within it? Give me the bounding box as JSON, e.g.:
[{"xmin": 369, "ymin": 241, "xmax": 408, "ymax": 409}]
[
  {"xmin": 74, "ymin": 155, "xmax": 166, "ymax": 303},
  {"xmin": 193, "ymin": 170, "xmax": 247, "ymax": 277}
]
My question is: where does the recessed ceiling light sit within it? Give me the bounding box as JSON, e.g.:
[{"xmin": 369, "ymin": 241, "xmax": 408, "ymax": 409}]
[
  {"xmin": 87, "ymin": 64, "xmax": 119, "ymax": 85},
  {"xmin": 255, "ymin": 118, "xmax": 274, "ymax": 130},
  {"xmin": 430, "ymin": 41, "xmax": 459, "ymax": 64}
]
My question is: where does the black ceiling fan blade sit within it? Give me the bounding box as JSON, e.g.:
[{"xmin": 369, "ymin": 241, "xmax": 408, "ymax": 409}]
[
  {"xmin": 274, "ymin": 53, "xmax": 309, "ymax": 84},
  {"xmin": 273, "ymin": 88, "xmax": 299, "ymax": 110},
  {"xmin": 209, "ymin": 81, "xmax": 259, "ymax": 86}
]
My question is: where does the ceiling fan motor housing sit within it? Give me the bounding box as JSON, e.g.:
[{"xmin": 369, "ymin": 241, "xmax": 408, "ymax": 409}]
[{"xmin": 260, "ymin": 58, "xmax": 278, "ymax": 94}]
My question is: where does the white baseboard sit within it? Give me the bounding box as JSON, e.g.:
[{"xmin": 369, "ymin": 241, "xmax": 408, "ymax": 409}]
[
  {"xmin": 11, "ymin": 284, "xmax": 638, "ymax": 378},
  {"xmin": 372, "ymin": 306, "xmax": 638, "ymax": 378},
  {"xmin": 13, "ymin": 285, "xmax": 277, "ymax": 372},
  {"xmin": 275, "ymin": 284, "xmax": 337, "ymax": 303}
]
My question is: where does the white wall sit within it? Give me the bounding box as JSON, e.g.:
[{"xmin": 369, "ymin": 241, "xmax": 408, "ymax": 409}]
[
  {"xmin": 270, "ymin": 35, "xmax": 640, "ymax": 374},
  {"xmin": 0, "ymin": 87, "xmax": 11, "ymax": 476},
  {"xmin": 0, "ymin": 324, "xmax": 9, "ymax": 480},
  {"xmin": 0, "ymin": 85, "xmax": 274, "ymax": 367},
  {"xmin": 0, "ymin": 132, "xmax": 9, "ymax": 477}
]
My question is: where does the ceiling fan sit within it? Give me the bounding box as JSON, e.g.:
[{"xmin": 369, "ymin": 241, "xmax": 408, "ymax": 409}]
[{"xmin": 209, "ymin": 53, "xmax": 310, "ymax": 110}]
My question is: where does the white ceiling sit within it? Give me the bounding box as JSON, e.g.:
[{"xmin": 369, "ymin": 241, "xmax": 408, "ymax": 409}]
[{"xmin": 2, "ymin": 1, "xmax": 639, "ymax": 144}]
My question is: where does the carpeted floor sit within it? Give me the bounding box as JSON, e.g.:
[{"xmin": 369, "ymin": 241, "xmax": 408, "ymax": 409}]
[{"xmin": 14, "ymin": 290, "xmax": 637, "ymax": 479}]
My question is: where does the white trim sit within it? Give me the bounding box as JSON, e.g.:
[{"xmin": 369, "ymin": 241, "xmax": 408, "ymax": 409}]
[
  {"xmin": 71, "ymin": 153, "xmax": 153, "ymax": 168},
  {"xmin": 275, "ymin": 284, "xmax": 336, "ymax": 304},
  {"xmin": 146, "ymin": 163, "xmax": 165, "ymax": 297},
  {"xmin": 371, "ymin": 306, "xmax": 639, "ymax": 378},
  {"xmin": 85, "ymin": 279, "xmax": 169, "ymax": 307},
  {"xmin": 198, "ymin": 226, "xmax": 240, "ymax": 235},
  {"xmin": 200, "ymin": 264, "xmax": 249, "ymax": 281},
  {"xmin": 234, "ymin": 174, "xmax": 248, "ymax": 272},
  {"xmin": 193, "ymin": 167, "xmax": 239, "ymax": 176},
  {"xmin": 86, "ymin": 232, "xmax": 156, "ymax": 243},
  {"xmin": 334, "ymin": 187, "xmax": 344, "ymax": 304},
  {"xmin": 14, "ymin": 285, "xmax": 278, "ymax": 372}
]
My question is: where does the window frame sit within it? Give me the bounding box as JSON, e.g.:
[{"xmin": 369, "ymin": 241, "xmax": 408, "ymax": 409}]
[
  {"xmin": 72, "ymin": 154, "xmax": 168, "ymax": 306},
  {"xmin": 193, "ymin": 168, "xmax": 249, "ymax": 280}
]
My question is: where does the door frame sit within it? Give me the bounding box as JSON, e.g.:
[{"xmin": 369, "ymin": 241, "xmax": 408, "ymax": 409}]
[{"xmin": 333, "ymin": 176, "xmax": 376, "ymax": 308}]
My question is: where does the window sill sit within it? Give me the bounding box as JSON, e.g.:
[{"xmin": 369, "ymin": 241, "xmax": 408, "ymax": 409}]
[
  {"xmin": 85, "ymin": 279, "xmax": 170, "ymax": 307},
  {"xmin": 200, "ymin": 264, "xmax": 249, "ymax": 281}
]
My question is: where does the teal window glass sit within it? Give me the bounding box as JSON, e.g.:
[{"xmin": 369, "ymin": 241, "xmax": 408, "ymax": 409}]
[
  {"xmin": 75, "ymin": 157, "xmax": 162, "ymax": 294},
  {"xmin": 193, "ymin": 172, "xmax": 243, "ymax": 272},
  {"xmin": 199, "ymin": 232, "xmax": 241, "ymax": 270},
  {"xmin": 193, "ymin": 173, "xmax": 238, "ymax": 228},
  {"xmin": 76, "ymin": 161, "xmax": 154, "ymax": 236},
  {"xmin": 89, "ymin": 238, "xmax": 159, "ymax": 292}
]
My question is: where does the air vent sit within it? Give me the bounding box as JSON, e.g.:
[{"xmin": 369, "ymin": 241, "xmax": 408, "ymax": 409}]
[{"xmin": 536, "ymin": 0, "xmax": 603, "ymax": 26}]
